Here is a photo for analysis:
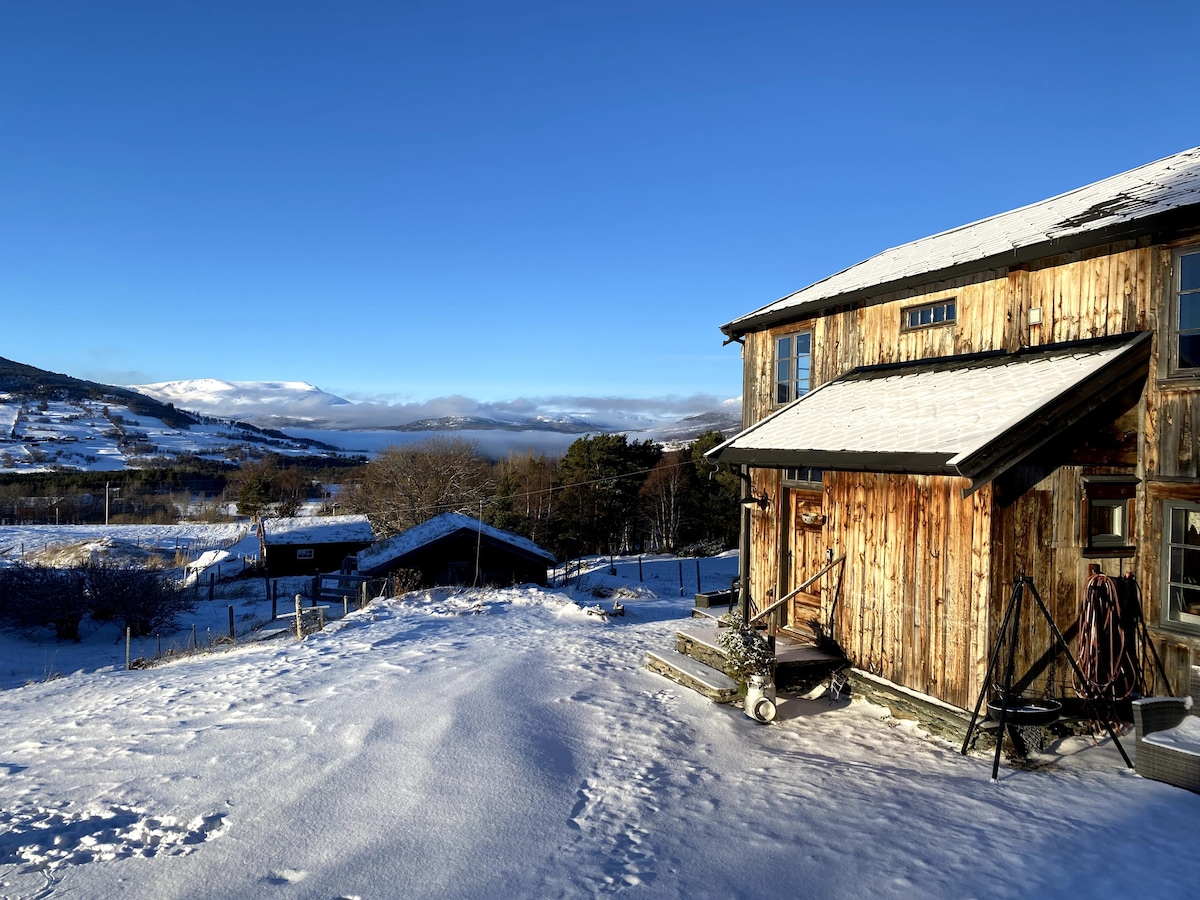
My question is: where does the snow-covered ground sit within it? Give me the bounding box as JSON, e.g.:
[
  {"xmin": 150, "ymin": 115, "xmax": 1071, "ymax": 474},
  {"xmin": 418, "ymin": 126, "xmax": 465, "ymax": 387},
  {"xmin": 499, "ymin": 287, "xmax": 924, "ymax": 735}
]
[{"xmin": 1, "ymin": 548, "xmax": 1198, "ymax": 898}]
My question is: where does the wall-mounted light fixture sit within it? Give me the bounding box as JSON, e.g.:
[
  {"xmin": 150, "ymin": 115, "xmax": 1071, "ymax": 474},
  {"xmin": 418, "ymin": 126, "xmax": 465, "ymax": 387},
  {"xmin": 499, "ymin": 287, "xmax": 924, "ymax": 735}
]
[{"xmin": 741, "ymin": 490, "xmax": 770, "ymax": 510}]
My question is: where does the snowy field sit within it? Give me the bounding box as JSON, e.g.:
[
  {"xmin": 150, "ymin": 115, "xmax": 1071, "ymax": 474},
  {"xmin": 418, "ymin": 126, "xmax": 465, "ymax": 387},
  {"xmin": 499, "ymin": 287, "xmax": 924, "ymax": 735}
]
[{"xmin": 1, "ymin": 550, "xmax": 1199, "ymax": 898}]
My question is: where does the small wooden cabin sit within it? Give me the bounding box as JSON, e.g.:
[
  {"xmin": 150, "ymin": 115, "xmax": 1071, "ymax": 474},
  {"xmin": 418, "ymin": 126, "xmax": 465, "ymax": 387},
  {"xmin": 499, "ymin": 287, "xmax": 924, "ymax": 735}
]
[
  {"xmin": 260, "ymin": 515, "xmax": 376, "ymax": 577},
  {"xmin": 356, "ymin": 512, "xmax": 554, "ymax": 588},
  {"xmin": 709, "ymin": 147, "xmax": 1200, "ymax": 715}
]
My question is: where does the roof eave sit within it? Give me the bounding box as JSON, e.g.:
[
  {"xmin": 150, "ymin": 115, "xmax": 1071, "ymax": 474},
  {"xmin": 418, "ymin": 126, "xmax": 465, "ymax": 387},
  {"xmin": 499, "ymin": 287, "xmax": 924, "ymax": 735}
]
[
  {"xmin": 952, "ymin": 332, "xmax": 1152, "ymax": 495},
  {"xmin": 720, "ymin": 207, "xmax": 1200, "ymax": 340},
  {"xmin": 707, "ymin": 446, "xmax": 957, "ymax": 475}
]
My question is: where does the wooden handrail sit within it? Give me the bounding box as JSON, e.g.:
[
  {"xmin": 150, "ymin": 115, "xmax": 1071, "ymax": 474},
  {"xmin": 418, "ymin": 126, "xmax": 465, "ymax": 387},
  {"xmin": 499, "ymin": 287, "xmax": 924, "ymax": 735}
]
[{"xmin": 749, "ymin": 555, "xmax": 846, "ymax": 625}]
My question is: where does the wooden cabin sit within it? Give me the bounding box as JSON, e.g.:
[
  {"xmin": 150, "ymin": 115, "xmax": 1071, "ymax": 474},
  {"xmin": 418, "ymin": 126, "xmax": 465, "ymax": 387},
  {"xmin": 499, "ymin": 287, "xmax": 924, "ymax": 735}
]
[
  {"xmin": 709, "ymin": 147, "xmax": 1200, "ymax": 718},
  {"xmin": 259, "ymin": 515, "xmax": 376, "ymax": 577},
  {"xmin": 356, "ymin": 512, "xmax": 554, "ymax": 588}
]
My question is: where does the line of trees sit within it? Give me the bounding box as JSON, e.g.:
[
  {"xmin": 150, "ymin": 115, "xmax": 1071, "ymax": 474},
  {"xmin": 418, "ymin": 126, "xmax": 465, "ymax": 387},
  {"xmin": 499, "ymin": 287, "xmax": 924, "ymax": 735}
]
[
  {"xmin": 340, "ymin": 431, "xmax": 741, "ymax": 559},
  {"xmin": 0, "ymin": 561, "xmax": 196, "ymax": 641}
]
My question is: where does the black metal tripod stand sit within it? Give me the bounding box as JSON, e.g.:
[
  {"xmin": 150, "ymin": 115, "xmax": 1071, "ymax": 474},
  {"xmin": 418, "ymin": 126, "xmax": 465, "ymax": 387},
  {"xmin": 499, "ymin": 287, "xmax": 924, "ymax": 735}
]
[{"xmin": 960, "ymin": 573, "xmax": 1132, "ymax": 780}]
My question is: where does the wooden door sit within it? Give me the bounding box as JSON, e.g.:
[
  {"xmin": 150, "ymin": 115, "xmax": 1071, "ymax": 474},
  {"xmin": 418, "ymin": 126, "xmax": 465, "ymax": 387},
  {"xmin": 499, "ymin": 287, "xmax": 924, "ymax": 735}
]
[{"xmin": 784, "ymin": 488, "xmax": 827, "ymax": 638}]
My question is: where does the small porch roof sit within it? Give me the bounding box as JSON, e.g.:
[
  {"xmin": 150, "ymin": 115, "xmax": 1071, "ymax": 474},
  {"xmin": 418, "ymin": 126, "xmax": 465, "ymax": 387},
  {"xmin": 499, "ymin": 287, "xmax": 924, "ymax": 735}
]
[{"xmin": 707, "ymin": 333, "xmax": 1150, "ymax": 494}]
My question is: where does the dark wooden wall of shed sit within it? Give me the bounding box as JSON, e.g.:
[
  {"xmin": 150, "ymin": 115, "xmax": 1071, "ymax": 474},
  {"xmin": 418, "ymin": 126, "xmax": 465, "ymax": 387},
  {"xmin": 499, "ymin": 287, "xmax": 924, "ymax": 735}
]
[
  {"xmin": 397, "ymin": 532, "xmax": 549, "ymax": 588},
  {"xmin": 265, "ymin": 541, "xmax": 371, "ymax": 577}
]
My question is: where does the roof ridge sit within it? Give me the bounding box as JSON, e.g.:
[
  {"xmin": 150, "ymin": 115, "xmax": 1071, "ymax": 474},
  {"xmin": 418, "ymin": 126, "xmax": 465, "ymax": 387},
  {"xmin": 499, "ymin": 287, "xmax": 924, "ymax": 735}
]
[{"xmin": 725, "ymin": 146, "xmax": 1200, "ymax": 336}]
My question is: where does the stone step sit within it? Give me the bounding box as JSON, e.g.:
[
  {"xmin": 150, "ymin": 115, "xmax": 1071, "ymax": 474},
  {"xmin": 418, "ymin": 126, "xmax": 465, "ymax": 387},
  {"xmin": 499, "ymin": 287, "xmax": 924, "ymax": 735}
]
[
  {"xmin": 675, "ymin": 625, "xmax": 729, "ymax": 672},
  {"xmin": 645, "ymin": 649, "xmax": 740, "ymax": 703}
]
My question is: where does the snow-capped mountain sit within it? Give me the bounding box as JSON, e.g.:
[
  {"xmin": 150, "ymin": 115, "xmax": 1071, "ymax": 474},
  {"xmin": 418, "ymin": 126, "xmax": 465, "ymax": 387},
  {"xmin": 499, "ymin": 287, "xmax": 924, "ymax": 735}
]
[
  {"xmin": 128, "ymin": 379, "xmax": 717, "ymax": 438},
  {"xmin": 133, "ymin": 379, "xmax": 352, "ymax": 421}
]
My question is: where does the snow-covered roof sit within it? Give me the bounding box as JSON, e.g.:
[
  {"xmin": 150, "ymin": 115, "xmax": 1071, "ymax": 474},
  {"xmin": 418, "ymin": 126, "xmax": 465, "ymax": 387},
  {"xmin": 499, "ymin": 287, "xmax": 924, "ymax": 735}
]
[
  {"xmin": 261, "ymin": 514, "xmax": 375, "ymax": 544},
  {"xmin": 709, "ymin": 333, "xmax": 1151, "ymax": 492},
  {"xmin": 724, "ymin": 147, "xmax": 1200, "ymax": 336},
  {"xmin": 356, "ymin": 512, "xmax": 554, "ymax": 573}
]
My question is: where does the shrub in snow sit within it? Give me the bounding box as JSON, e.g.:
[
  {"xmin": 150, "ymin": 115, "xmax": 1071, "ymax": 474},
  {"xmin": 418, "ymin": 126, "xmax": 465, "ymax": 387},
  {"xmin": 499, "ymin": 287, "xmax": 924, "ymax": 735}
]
[
  {"xmin": 0, "ymin": 563, "xmax": 89, "ymax": 641},
  {"xmin": 83, "ymin": 562, "xmax": 197, "ymax": 637},
  {"xmin": 676, "ymin": 539, "xmax": 727, "ymax": 558},
  {"xmin": 717, "ymin": 610, "xmax": 774, "ymax": 681}
]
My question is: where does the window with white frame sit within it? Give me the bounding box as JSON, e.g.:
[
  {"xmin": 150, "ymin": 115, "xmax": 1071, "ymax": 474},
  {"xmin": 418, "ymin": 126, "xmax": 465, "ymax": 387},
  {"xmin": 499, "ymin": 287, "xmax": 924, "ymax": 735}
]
[
  {"xmin": 296, "ymin": 548, "xmax": 314, "ymax": 560},
  {"xmin": 1163, "ymin": 501, "xmax": 1200, "ymax": 632},
  {"xmin": 902, "ymin": 298, "xmax": 956, "ymax": 331},
  {"xmin": 775, "ymin": 331, "xmax": 812, "ymax": 405},
  {"xmin": 1173, "ymin": 248, "xmax": 1200, "ymax": 374}
]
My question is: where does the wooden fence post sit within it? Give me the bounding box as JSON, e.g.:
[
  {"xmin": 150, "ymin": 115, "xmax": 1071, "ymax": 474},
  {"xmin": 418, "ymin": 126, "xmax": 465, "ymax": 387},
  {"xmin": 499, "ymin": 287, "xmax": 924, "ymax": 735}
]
[
  {"xmin": 126, "ymin": 626, "xmax": 131, "ymax": 670},
  {"xmin": 228, "ymin": 605, "xmax": 235, "ymax": 640},
  {"xmin": 294, "ymin": 594, "xmax": 303, "ymax": 640}
]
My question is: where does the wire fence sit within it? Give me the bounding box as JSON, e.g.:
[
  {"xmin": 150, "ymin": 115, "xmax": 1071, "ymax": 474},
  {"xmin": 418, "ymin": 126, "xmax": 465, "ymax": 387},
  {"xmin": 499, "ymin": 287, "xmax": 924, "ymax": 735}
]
[{"xmin": 0, "ymin": 573, "xmax": 381, "ymax": 691}]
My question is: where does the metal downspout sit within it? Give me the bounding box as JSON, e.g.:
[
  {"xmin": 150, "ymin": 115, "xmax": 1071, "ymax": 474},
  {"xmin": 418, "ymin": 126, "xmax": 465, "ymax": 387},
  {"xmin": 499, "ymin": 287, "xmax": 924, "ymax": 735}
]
[{"xmin": 739, "ymin": 466, "xmax": 751, "ymax": 621}]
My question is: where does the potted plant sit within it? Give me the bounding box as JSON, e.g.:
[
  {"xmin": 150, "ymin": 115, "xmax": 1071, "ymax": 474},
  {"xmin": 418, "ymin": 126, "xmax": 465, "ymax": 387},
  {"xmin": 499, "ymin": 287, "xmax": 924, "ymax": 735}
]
[{"xmin": 718, "ymin": 611, "xmax": 777, "ymax": 722}]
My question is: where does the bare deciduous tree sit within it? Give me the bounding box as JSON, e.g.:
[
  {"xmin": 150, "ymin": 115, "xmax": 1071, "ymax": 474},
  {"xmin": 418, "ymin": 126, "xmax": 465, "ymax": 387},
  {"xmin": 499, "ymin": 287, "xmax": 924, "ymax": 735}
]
[{"xmin": 343, "ymin": 437, "xmax": 493, "ymax": 538}]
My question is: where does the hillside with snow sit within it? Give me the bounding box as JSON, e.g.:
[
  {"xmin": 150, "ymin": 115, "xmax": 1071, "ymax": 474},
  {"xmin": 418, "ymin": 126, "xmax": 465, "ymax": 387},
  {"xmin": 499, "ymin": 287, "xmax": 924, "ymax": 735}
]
[
  {"xmin": 0, "ymin": 358, "xmax": 741, "ymax": 472},
  {"xmin": 0, "ymin": 392, "xmax": 340, "ymax": 474},
  {"xmin": 0, "ymin": 543, "xmax": 1197, "ymax": 899}
]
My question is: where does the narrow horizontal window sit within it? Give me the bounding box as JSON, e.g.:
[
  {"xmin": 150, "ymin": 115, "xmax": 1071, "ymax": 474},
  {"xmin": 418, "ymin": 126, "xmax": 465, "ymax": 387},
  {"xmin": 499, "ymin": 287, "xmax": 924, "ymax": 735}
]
[
  {"xmin": 902, "ymin": 298, "xmax": 957, "ymax": 331},
  {"xmin": 783, "ymin": 467, "xmax": 823, "ymax": 487}
]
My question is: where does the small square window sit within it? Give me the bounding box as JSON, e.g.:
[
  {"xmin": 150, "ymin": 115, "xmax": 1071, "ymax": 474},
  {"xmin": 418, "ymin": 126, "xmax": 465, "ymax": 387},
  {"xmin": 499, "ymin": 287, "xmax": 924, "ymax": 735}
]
[{"xmin": 1081, "ymin": 477, "xmax": 1137, "ymax": 557}]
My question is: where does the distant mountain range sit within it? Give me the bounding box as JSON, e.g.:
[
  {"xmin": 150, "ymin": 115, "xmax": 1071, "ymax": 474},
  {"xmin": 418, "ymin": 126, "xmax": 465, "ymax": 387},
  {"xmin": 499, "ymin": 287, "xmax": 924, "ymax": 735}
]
[{"xmin": 0, "ymin": 358, "xmax": 740, "ymax": 473}]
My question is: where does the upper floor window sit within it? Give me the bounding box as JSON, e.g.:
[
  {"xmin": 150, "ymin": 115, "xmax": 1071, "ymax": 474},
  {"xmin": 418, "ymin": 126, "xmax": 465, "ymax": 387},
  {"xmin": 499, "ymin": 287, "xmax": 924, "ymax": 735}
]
[
  {"xmin": 1174, "ymin": 248, "xmax": 1200, "ymax": 373},
  {"xmin": 1163, "ymin": 501, "xmax": 1200, "ymax": 633},
  {"xmin": 902, "ymin": 298, "xmax": 956, "ymax": 331},
  {"xmin": 783, "ymin": 467, "xmax": 823, "ymax": 488},
  {"xmin": 775, "ymin": 331, "xmax": 811, "ymax": 405}
]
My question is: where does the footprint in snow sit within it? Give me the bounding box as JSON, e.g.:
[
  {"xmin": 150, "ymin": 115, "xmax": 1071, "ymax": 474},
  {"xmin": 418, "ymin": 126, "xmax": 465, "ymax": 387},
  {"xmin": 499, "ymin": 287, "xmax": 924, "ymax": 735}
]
[{"xmin": 265, "ymin": 868, "xmax": 308, "ymax": 885}]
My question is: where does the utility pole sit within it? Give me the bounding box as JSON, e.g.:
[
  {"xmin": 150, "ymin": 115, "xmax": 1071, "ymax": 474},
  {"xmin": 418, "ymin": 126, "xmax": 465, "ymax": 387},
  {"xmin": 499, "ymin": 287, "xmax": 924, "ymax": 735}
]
[{"xmin": 105, "ymin": 482, "xmax": 118, "ymax": 525}]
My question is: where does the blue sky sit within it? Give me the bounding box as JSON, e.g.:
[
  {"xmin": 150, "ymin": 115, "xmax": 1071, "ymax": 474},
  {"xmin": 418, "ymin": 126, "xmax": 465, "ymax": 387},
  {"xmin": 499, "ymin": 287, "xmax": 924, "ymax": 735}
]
[{"xmin": 2, "ymin": 1, "xmax": 1198, "ymax": 421}]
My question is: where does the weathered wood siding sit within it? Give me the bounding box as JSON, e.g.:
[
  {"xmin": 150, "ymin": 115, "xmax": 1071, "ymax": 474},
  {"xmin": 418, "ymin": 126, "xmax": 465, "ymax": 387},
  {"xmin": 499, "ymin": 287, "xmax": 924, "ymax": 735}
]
[
  {"xmin": 742, "ymin": 240, "xmax": 1156, "ymax": 427},
  {"xmin": 739, "ymin": 233, "xmax": 1200, "ymax": 707},
  {"xmin": 812, "ymin": 472, "xmax": 991, "ymax": 710}
]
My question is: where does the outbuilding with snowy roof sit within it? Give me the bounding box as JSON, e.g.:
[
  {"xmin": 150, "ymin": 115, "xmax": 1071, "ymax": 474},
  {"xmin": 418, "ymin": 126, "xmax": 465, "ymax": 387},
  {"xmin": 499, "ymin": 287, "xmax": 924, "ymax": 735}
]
[
  {"xmin": 356, "ymin": 512, "xmax": 554, "ymax": 587},
  {"xmin": 259, "ymin": 514, "xmax": 376, "ymax": 577}
]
